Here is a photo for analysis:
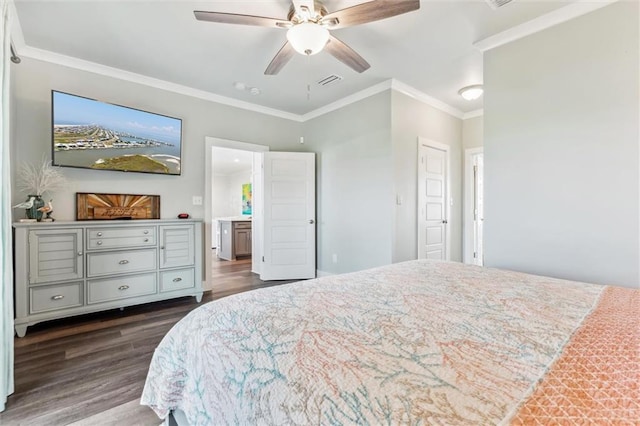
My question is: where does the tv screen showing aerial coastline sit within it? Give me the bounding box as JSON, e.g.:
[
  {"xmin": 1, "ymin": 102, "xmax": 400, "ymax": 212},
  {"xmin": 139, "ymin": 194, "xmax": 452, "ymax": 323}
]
[{"xmin": 52, "ymin": 91, "xmax": 182, "ymax": 175}]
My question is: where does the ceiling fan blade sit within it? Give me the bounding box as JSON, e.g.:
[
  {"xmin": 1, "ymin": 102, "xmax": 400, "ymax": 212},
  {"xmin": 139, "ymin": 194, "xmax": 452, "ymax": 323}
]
[
  {"xmin": 194, "ymin": 10, "xmax": 289, "ymax": 28},
  {"xmin": 321, "ymin": 0, "xmax": 420, "ymax": 30},
  {"xmin": 264, "ymin": 41, "xmax": 296, "ymax": 75},
  {"xmin": 324, "ymin": 35, "xmax": 370, "ymax": 73}
]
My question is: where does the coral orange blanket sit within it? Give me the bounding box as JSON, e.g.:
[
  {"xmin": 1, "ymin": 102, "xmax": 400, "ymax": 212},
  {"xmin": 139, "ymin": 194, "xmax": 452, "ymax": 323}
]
[{"xmin": 511, "ymin": 286, "xmax": 640, "ymax": 424}]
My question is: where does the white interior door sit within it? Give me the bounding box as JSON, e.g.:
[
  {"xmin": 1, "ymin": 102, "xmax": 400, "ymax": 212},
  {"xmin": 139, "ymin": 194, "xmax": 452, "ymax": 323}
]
[
  {"xmin": 260, "ymin": 152, "xmax": 316, "ymax": 281},
  {"xmin": 418, "ymin": 139, "xmax": 449, "ymax": 260}
]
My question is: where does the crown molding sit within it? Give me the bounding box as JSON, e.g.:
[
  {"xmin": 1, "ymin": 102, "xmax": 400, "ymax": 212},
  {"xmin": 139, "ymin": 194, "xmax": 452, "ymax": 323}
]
[
  {"xmin": 11, "ymin": 43, "xmax": 464, "ymax": 123},
  {"xmin": 15, "ymin": 45, "xmax": 304, "ymax": 122},
  {"xmin": 300, "ymin": 80, "xmax": 393, "ymax": 121},
  {"xmin": 474, "ymin": 0, "xmax": 619, "ymax": 52},
  {"xmin": 463, "ymin": 109, "xmax": 483, "ymax": 119},
  {"xmin": 391, "ymin": 79, "xmax": 464, "ymax": 119},
  {"xmin": 8, "ymin": 1, "xmax": 465, "ymax": 124}
]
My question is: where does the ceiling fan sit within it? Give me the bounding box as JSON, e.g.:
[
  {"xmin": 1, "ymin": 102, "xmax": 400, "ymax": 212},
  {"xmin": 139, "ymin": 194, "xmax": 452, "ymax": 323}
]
[{"xmin": 194, "ymin": 0, "xmax": 420, "ymax": 75}]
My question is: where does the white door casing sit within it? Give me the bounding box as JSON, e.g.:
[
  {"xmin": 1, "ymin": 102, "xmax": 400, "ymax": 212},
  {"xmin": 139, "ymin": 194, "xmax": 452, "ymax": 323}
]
[
  {"xmin": 474, "ymin": 154, "xmax": 484, "ymax": 265},
  {"xmin": 463, "ymin": 148, "xmax": 484, "ymax": 265},
  {"xmin": 251, "ymin": 152, "xmax": 264, "ymax": 275},
  {"xmin": 260, "ymin": 152, "xmax": 316, "ymax": 281},
  {"xmin": 417, "ymin": 138, "xmax": 450, "ymax": 260}
]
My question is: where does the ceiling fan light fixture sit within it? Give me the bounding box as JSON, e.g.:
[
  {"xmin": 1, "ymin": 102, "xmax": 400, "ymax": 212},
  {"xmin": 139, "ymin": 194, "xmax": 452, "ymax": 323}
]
[
  {"xmin": 458, "ymin": 84, "xmax": 484, "ymax": 101},
  {"xmin": 287, "ymin": 22, "xmax": 329, "ymax": 56}
]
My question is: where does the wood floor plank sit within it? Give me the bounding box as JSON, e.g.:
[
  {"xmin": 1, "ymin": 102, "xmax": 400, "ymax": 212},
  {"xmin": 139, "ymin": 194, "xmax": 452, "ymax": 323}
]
[{"xmin": 1, "ymin": 254, "xmax": 298, "ymax": 425}]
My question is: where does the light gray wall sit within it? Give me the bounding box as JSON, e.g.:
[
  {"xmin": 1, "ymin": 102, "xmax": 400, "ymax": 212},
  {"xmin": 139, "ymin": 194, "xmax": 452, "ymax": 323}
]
[
  {"xmin": 484, "ymin": 2, "xmax": 639, "ymax": 288},
  {"xmin": 462, "ymin": 116, "xmax": 483, "ymax": 150},
  {"xmin": 11, "ymin": 57, "xmax": 466, "ymax": 277},
  {"xmin": 391, "ymin": 91, "xmax": 463, "ymax": 263},
  {"xmin": 11, "ymin": 57, "xmax": 303, "ymax": 222},
  {"xmin": 303, "ymin": 91, "xmax": 393, "ymax": 274}
]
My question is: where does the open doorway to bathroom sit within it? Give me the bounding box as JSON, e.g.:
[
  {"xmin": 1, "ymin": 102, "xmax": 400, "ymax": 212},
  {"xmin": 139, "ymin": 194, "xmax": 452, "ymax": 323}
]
[
  {"xmin": 204, "ymin": 138, "xmax": 269, "ymax": 292},
  {"xmin": 211, "ymin": 147, "xmax": 253, "ymax": 257}
]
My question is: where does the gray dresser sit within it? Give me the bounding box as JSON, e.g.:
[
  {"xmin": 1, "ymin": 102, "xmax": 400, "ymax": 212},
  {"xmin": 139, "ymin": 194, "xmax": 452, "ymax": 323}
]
[{"xmin": 13, "ymin": 219, "xmax": 203, "ymax": 337}]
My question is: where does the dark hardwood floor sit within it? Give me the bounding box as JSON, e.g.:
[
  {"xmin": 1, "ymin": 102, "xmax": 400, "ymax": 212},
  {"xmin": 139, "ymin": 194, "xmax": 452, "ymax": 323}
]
[{"xmin": 0, "ymin": 252, "xmax": 297, "ymax": 426}]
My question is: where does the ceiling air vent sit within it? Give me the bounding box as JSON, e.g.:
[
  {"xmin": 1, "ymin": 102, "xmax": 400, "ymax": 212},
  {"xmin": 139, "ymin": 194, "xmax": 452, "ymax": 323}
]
[
  {"xmin": 485, "ymin": 0, "xmax": 514, "ymax": 9},
  {"xmin": 316, "ymin": 74, "xmax": 343, "ymax": 87}
]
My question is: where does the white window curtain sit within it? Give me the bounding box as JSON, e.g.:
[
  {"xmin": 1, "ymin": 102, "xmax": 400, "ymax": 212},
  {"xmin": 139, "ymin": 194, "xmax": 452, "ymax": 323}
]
[{"xmin": 0, "ymin": 0, "xmax": 14, "ymax": 413}]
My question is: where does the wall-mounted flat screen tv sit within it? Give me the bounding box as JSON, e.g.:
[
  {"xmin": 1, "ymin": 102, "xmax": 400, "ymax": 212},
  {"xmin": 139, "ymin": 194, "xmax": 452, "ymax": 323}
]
[{"xmin": 52, "ymin": 90, "xmax": 182, "ymax": 175}]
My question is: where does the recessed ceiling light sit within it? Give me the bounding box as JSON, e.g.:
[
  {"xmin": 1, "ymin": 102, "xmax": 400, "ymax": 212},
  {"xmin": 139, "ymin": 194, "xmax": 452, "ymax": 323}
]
[{"xmin": 458, "ymin": 84, "xmax": 483, "ymax": 101}]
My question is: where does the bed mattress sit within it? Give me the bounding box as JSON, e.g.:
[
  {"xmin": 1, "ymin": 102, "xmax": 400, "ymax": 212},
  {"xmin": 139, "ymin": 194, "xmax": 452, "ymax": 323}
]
[{"xmin": 141, "ymin": 260, "xmax": 639, "ymax": 425}]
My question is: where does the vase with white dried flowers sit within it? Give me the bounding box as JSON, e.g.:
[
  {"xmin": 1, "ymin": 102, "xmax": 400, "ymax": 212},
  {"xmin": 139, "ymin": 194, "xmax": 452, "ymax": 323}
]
[{"xmin": 15, "ymin": 157, "xmax": 67, "ymax": 221}]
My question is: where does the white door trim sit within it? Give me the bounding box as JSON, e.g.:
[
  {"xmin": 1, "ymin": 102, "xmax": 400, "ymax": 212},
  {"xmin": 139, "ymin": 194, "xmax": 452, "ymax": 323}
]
[
  {"xmin": 463, "ymin": 147, "xmax": 483, "ymax": 264},
  {"xmin": 417, "ymin": 137, "xmax": 451, "ymax": 261},
  {"xmin": 204, "ymin": 137, "xmax": 269, "ymax": 291}
]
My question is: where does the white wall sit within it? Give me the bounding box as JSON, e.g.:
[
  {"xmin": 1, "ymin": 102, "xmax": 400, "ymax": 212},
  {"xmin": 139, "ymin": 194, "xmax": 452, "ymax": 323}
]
[
  {"xmin": 228, "ymin": 170, "xmax": 252, "ymax": 216},
  {"xmin": 304, "ymin": 91, "xmax": 393, "ymax": 274},
  {"xmin": 462, "ymin": 116, "xmax": 483, "ymax": 150},
  {"xmin": 484, "ymin": 2, "xmax": 639, "ymax": 288},
  {"xmin": 391, "ymin": 91, "xmax": 463, "ymax": 262},
  {"xmin": 212, "ymin": 174, "xmax": 233, "ymax": 219},
  {"xmin": 11, "ymin": 57, "xmax": 303, "ymax": 222}
]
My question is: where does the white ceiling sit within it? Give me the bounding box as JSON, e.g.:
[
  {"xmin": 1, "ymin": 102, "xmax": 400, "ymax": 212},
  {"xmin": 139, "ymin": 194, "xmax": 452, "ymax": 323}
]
[
  {"xmin": 13, "ymin": 0, "xmax": 573, "ymax": 116},
  {"xmin": 212, "ymin": 146, "xmax": 253, "ymax": 175}
]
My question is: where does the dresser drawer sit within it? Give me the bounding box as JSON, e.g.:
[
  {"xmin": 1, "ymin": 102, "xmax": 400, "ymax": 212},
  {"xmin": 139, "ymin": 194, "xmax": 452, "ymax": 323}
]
[
  {"xmin": 30, "ymin": 282, "xmax": 83, "ymax": 314},
  {"xmin": 87, "ymin": 273, "xmax": 157, "ymax": 304},
  {"xmin": 160, "ymin": 268, "xmax": 195, "ymax": 292},
  {"xmin": 87, "ymin": 249, "xmax": 157, "ymax": 277},
  {"xmin": 87, "ymin": 226, "xmax": 156, "ymax": 250}
]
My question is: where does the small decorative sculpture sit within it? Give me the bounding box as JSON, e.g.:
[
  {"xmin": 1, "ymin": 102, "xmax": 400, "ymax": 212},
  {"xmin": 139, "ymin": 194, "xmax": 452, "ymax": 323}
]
[
  {"xmin": 38, "ymin": 199, "xmax": 54, "ymax": 221},
  {"xmin": 15, "ymin": 156, "xmax": 66, "ymax": 221},
  {"xmin": 13, "ymin": 196, "xmax": 36, "ymax": 209}
]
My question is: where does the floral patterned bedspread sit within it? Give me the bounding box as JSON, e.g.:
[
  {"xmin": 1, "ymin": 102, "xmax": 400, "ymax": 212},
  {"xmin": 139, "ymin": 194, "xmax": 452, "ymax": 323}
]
[{"xmin": 141, "ymin": 260, "xmax": 625, "ymax": 425}]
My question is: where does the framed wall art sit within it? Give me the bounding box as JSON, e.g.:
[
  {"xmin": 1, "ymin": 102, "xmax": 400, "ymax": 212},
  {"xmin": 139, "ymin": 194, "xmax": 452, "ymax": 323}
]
[{"xmin": 76, "ymin": 192, "xmax": 160, "ymax": 220}]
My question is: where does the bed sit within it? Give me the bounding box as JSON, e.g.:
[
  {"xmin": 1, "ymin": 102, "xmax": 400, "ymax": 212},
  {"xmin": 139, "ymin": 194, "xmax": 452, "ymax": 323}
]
[{"xmin": 141, "ymin": 260, "xmax": 639, "ymax": 425}]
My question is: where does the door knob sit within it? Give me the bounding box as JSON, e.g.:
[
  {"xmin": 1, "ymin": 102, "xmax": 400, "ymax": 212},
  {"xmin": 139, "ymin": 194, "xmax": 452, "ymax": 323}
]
[{"xmin": 309, "ymin": 219, "xmax": 315, "ymax": 224}]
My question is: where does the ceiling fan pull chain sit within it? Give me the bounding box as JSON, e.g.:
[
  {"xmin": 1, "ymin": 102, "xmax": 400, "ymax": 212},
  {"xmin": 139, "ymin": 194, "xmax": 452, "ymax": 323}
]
[{"xmin": 306, "ymin": 55, "xmax": 312, "ymax": 101}]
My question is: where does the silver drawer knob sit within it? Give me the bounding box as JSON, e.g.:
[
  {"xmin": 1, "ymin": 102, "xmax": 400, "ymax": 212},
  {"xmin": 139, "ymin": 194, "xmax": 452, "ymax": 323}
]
[
  {"xmin": 97, "ymin": 241, "xmax": 102, "ymax": 245},
  {"xmin": 118, "ymin": 285, "xmax": 129, "ymax": 291},
  {"xmin": 118, "ymin": 260, "xmax": 129, "ymax": 265},
  {"xmin": 172, "ymin": 277, "xmax": 182, "ymax": 282},
  {"xmin": 97, "ymin": 232, "xmax": 103, "ymax": 236},
  {"xmin": 51, "ymin": 295, "xmax": 64, "ymax": 301}
]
